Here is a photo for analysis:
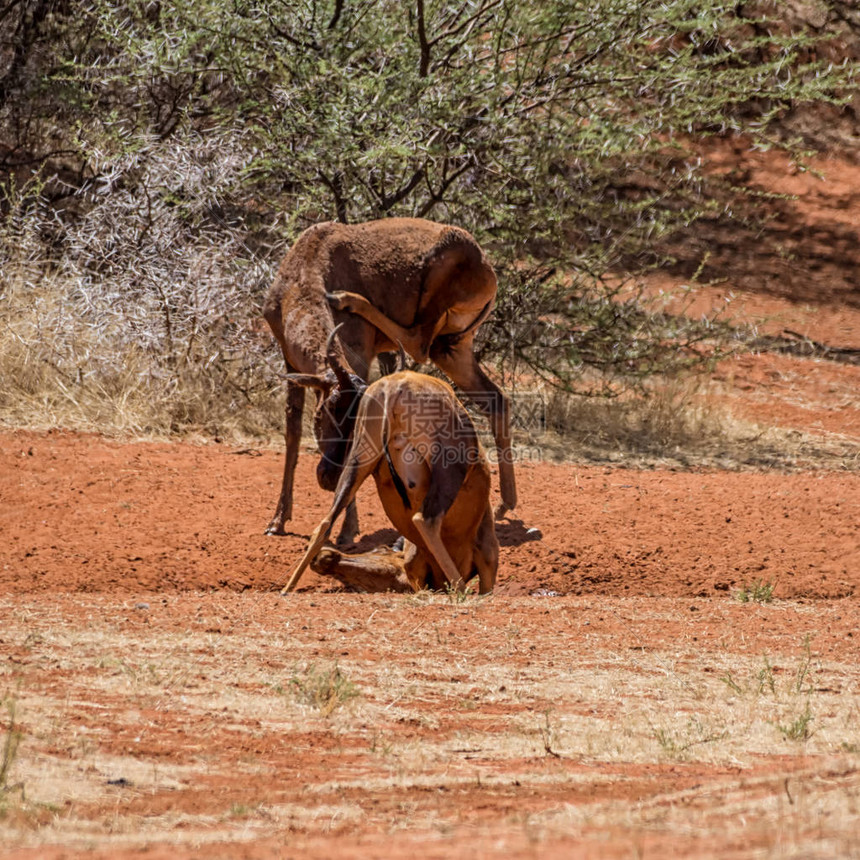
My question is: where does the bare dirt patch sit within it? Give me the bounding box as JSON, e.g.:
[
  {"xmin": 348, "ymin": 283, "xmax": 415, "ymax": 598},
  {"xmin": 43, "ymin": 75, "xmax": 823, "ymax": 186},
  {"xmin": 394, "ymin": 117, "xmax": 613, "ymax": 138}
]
[
  {"xmin": 2, "ymin": 142, "xmax": 860, "ymax": 858},
  {"xmin": 1, "ymin": 432, "xmax": 858, "ymax": 601}
]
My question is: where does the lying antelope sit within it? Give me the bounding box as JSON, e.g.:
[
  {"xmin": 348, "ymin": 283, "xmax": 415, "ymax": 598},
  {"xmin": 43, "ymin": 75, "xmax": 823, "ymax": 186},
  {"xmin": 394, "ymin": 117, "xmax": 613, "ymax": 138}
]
[
  {"xmin": 281, "ymin": 366, "xmax": 499, "ymax": 595},
  {"xmin": 262, "ymin": 217, "xmax": 516, "ymax": 544}
]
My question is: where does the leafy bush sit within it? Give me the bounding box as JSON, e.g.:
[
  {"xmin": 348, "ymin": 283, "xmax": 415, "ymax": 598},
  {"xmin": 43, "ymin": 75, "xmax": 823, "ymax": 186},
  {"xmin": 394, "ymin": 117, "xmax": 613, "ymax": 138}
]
[{"xmin": 0, "ymin": 1, "xmax": 855, "ymax": 434}]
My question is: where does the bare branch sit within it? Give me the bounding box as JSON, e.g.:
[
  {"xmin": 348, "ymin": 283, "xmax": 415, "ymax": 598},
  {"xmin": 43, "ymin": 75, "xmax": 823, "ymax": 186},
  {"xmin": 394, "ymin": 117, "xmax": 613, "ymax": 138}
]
[
  {"xmin": 417, "ymin": 158, "xmax": 474, "ymax": 218},
  {"xmin": 428, "ymin": 0, "xmax": 501, "ymax": 48},
  {"xmin": 380, "ymin": 168, "xmax": 425, "ymax": 211},
  {"xmin": 328, "ymin": 0, "xmax": 344, "ymax": 29},
  {"xmin": 318, "ymin": 169, "xmax": 349, "ymax": 223},
  {"xmin": 416, "ymin": 0, "xmax": 431, "ymax": 77}
]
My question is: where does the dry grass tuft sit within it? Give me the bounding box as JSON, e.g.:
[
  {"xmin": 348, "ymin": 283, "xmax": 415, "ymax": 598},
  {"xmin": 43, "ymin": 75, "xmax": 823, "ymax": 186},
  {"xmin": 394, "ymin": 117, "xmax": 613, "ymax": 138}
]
[
  {"xmin": 0, "ymin": 274, "xmax": 284, "ymax": 441},
  {"xmin": 531, "ymin": 377, "xmax": 859, "ymax": 470},
  {"xmin": 0, "ymin": 693, "xmax": 23, "ymax": 801},
  {"xmin": 285, "ymin": 663, "xmax": 360, "ymax": 717},
  {"xmin": 542, "ymin": 377, "xmax": 722, "ymax": 456}
]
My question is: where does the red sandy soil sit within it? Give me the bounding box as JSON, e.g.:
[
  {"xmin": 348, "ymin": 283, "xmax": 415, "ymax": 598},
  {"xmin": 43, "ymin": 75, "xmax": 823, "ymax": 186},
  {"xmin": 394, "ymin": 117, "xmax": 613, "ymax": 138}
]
[
  {"xmin": 1, "ymin": 139, "xmax": 859, "ymax": 858},
  {"xmin": 1, "ymin": 431, "xmax": 858, "ymax": 601},
  {"xmin": 639, "ymin": 140, "xmax": 860, "ymax": 440}
]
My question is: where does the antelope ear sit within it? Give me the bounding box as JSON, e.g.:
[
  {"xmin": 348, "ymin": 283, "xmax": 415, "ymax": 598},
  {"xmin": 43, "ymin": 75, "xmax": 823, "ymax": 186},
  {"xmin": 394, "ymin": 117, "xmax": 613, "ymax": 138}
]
[{"xmin": 281, "ymin": 373, "xmax": 333, "ymax": 392}]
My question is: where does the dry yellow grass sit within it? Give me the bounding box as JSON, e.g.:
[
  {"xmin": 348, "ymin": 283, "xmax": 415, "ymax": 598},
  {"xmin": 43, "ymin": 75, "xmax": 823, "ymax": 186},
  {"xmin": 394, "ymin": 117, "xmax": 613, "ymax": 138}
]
[
  {"xmin": 3, "ymin": 265, "xmax": 857, "ymax": 472},
  {"xmin": 2, "ymin": 594, "xmax": 860, "ymax": 857}
]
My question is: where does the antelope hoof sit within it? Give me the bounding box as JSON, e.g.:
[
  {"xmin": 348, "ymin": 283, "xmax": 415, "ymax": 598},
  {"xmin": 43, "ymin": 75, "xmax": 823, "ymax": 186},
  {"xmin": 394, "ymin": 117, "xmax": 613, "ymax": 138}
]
[
  {"xmin": 336, "ymin": 529, "xmax": 358, "ymax": 547},
  {"xmin": 493, "ymin": 502, "xmax": 509, "ymax": 521},
  {"xmin": 325, "ymin": 291, "xmax": 353, "ymax": 313},
  {"xmin": 265, "ymin": 522, "xmax": 288, "ymax": 537}
]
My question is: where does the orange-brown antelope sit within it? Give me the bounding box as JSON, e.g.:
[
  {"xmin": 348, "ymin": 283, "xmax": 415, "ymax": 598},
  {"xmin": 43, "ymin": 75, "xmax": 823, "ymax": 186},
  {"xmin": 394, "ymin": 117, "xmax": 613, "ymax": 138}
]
[
  {"xmin": 281, "ymin": 364, "xmax": 499, "ymax": 595},
  {"xmin": 262, "ymin": 218, "xmax": 516, "ymax": 544}
]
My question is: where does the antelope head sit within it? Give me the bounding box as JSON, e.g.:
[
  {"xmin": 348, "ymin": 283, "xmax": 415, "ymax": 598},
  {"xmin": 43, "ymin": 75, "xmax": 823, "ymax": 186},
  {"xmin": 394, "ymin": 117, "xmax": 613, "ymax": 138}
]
[{"xmin": 284, "ymin": 325, "xmax": 367, "ymax": 491}]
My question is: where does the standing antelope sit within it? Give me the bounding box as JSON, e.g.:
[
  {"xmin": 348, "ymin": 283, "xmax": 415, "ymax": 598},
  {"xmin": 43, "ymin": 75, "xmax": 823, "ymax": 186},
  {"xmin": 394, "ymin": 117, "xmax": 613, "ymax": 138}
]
[
  {"xmin": 281, "ymin": 366, "xmax": 499, "ymax": 595},
  {"xmin": 262, "ymin": 217, "xmax": 516, "ymax": 543}
]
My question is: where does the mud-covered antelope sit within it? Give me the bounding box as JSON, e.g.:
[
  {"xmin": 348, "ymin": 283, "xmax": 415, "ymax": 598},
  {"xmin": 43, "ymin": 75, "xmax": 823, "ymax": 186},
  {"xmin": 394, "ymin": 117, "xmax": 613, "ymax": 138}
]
[
  {"xmin": 262, "ymin": 217, "xmax": 516, "ymax": 544},
  {"xmin": 280, "ymin": 359, "xmax": 499, "ymax": 596}
]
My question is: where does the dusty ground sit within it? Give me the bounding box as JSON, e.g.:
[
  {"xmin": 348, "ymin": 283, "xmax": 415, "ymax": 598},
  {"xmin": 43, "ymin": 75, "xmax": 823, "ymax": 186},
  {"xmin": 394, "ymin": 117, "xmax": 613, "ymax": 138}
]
[{"xmin": 1, "ymin": 140, "xmax": 860, "ymax": 857}]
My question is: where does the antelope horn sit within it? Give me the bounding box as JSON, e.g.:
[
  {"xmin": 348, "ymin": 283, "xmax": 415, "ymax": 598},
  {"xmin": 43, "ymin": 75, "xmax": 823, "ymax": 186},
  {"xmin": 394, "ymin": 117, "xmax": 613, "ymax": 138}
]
[
  {"xmin": 325, "ymin": 323, "xmax": 354, "ymax": 389},
  {"xmin": 395, "ymin": 340, "xmax": 408, "ymax": 372}
]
